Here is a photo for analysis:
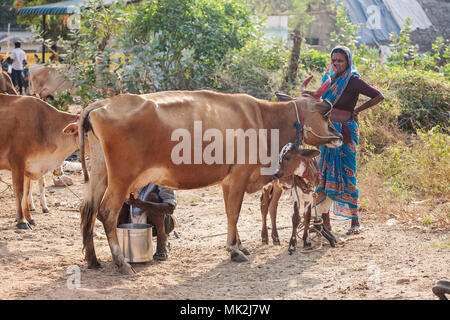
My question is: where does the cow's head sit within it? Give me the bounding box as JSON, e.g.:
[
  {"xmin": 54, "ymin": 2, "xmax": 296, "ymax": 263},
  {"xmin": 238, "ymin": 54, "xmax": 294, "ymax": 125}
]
[
  {"xmin": 274, "ymin": 142, "xmax": 320, "ymax": 179},
  {"xmin": 277, "ymin": 76, "xmax": 343, "ymax": 148},
  {"xmin": 62, "ymin": 118, "xmax": 90, "ymax": 156}
]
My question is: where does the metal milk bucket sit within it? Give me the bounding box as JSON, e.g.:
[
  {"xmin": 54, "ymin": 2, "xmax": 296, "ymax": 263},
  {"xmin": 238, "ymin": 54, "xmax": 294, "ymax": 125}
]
[{"xmin": 117, "ymin": 223, "xmax": 153, "ymax": 263}]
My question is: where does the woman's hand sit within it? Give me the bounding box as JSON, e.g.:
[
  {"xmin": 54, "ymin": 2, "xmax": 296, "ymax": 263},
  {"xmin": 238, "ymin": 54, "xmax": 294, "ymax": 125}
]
[{"xmin": 352, "ymin": 109, "xmax": 359, "ymax": 122}]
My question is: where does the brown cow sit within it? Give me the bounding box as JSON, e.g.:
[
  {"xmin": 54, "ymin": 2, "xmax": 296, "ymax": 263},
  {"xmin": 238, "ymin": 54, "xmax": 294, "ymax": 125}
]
[
  {"xmin": 28, "ymin": 64, "xmax": 75, "ymax": 100},
  {"xmin": 78, "ymin": 78, "xmax": 343, "ymax": 274},
  {"xmin": 0, "ymin": 72, "xmax": 51, "ymax": 214},
  {"xmin": 0, "ymin": 72, "xmax": 17, "ymax": 95},
  {"xmin": 0, "ymin": 94, "xmax": 79, "ymax": 229}
]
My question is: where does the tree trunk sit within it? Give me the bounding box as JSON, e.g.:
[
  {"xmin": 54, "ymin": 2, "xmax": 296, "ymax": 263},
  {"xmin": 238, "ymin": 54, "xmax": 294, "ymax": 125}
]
[{"xmin": 281, "ymin": 28, "xmax": 302, "ymax": 92}]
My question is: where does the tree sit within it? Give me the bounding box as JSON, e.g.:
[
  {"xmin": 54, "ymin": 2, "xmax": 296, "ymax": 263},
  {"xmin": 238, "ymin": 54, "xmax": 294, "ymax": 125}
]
[
  {"xmin": 247, "ymin": 0, "xmax": 325, "ymax": 91},
  {"xmin": 0, "ymin": 0, "xmax": 23, "ymax": 30},
  {"xmin": 330, "ymin": 1, "xmax": 359, "ymax": 51},
  {"xmin": 122, "ymin": 0, "xmax": 255, "ymax": 90}
]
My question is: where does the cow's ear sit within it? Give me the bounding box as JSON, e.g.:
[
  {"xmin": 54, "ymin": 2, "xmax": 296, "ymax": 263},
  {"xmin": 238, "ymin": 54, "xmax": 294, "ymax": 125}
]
[
  {"xmin": 62, "ymin": 123, "xmax": 78, "ymax": 136},
  {"xmin": 298, "ymin": 149, "xmax": 320, "ymax": 159}
]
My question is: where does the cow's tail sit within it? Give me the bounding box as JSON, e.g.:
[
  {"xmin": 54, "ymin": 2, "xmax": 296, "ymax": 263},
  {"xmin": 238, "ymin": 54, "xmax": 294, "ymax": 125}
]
[
  {"xmin": 80, "ymin": 109, "xmax": 91, "ymax": 183},
  {"xmin": 80, "ymin": 192, "xmax": 96, "ymax": 254}
]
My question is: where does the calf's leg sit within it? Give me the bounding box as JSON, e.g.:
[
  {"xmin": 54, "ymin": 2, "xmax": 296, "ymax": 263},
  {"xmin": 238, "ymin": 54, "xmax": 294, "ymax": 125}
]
[
  {"xmin": 288, "ymin": 201, "xmax": 300, "ymax": 254},
  {"xmin": 268, "ymin": 184, "xmax": 282, "ymax": 245}
]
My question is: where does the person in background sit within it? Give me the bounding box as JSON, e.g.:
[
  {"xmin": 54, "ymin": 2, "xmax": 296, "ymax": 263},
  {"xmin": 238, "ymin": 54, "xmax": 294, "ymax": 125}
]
[
  {"xmin": 10, "ymin": 41, "xmax": 27, "ymax": 94},
  {"xmin": 313, "ymin": 46, "xmax": 384, "ymax": 235}
]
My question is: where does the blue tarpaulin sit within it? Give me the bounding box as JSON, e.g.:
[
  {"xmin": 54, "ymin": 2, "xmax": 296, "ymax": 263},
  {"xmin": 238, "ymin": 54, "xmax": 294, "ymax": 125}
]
[
  {"xmin": 17, "ymin": 0, "xmax": 127, "ymax": 15},
  {"xmin": 336, "ymin": 0, "xmax": 400, "ymax": 44}
]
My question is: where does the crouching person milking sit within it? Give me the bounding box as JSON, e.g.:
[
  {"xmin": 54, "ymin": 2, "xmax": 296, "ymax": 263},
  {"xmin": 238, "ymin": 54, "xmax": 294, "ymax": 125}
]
[{"xmin": 118, "ymin": 183, "xmax": 177, "ymax": 261}]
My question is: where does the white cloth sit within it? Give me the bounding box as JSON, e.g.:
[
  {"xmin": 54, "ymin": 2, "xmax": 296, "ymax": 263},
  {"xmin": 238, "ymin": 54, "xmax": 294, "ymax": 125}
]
[
  {"xmin": 11, "ymin": 48, "xmax": 27, "ymax": 70},
  {"xmin": 383, "ymin": 0, "xmax": 432, "ymax": 31}
]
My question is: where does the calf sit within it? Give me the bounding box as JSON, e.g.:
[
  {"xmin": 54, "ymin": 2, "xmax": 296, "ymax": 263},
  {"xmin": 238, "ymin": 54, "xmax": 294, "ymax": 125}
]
[
  {"xmin": 0, "ymin": 94, "xmax": 79, "ymax": 229},
  {"xmin": 264, "ymin": 143, "xmax": 337, "ymax": 254}
]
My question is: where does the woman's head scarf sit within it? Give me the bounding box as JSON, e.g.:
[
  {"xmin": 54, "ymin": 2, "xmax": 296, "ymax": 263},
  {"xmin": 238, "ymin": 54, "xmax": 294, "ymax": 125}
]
[{"xmin": 321, "ymin": 46, "xmax": 360, "ymax": 106}]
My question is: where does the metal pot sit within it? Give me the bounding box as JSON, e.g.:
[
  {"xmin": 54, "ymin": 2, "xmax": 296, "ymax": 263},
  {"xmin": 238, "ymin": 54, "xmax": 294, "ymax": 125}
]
[{"xmin": 117, "ymin": 223, "xmax": 153, "ymax": 263}]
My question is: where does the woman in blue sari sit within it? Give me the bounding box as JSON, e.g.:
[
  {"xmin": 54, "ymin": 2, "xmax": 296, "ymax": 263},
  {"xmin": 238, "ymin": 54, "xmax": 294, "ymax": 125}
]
[{"xmin": 313, "ymin": 46, "xmax": 384, "ymax": 235}]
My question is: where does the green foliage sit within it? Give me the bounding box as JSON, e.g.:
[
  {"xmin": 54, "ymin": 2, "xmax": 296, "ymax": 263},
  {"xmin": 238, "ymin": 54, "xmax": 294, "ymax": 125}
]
[
  {"xmin": 382, "ymin": 66, "xmax": 449, "ymax": 132},
  {"xmin": 56, "ymin": 0, "xmax": 128, "ymax": 103},
  {"xmin": 388, "ymin": 18, "xmax": 419, "ymax": 67},
  {"xmin": 48, "ymin": 91, "xmax": 74, "ymax": 111},
  {"xmin": 299, "ymin": 46, "xmax": 328, "ymax": 73},
  {"xmin": 212, "ymin": 37, "xmax": 289, "ymax": 99},
  {"xmin": 330, "ymin": 2, "xmax": 359, "ymax": 51},
  {"xmin": 122, "ymin": 0, "xmax": 255, "ymax": 91},
  {"xmin": 366, "ymin": 126, "xmax": 449, "ymax": 199}
]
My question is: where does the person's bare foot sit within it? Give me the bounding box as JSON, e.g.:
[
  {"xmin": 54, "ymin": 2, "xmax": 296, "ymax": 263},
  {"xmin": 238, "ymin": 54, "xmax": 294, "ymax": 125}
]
[{"xmin": 346, "ymin": 219, "xmax": 360, "ymax": 235}]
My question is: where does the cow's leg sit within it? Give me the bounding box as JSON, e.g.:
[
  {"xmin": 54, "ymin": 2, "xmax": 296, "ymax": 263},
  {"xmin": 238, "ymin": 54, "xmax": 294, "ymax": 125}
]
[
  {"xmin": 222, "ymin": 177, "xmax": 250, "ymax": 262},
  {"xmin": 288, "ymin": 200, "xmax": 300, "ymax": 254},
  {"xmin": 11, "ymin": 164, "xmax": 31, "ymax": 230},
  {"xmin": 22, "ymin": 176, "xmax": 35, "ymax": 225},
  {"xmin": 260, "ymin": 185, "xmax": 271, "ymax": 244},
  {"xmin": 98, "ymin": 185, "xmax": 135, "ymax": 275},
  {"xmin": 268, "ymin": 184, "xmax": 282, "ymax": 245},
  {"xmin": 302, "ymin": 204, "xmax": 312, "ymax": 248},
  {"xmin": 38, "ymin": 177, "xmax": 49, "ymax": 213},
  {"xmin": 28, "ymin": 181, "xmax": 36, "ymax": 212}
]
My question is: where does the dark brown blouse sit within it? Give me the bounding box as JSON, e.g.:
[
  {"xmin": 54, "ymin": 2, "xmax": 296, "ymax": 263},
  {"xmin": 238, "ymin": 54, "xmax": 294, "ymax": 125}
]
[{"xmin": 334, "ymin": 76, "xmax": 381, "ymax": 112}]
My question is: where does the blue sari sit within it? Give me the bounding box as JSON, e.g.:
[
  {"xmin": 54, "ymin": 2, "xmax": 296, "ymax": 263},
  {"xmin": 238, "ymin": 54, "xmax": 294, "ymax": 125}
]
[{"xmin": 313, "ymin": 46, "xmax": 360, "ymax": 219}]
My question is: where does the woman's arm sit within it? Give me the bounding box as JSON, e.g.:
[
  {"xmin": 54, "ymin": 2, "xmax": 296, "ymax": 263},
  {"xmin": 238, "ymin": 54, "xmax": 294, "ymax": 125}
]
[{"xmin": 354, "ymin": 93, "xmax": 384, "ymax": 115}]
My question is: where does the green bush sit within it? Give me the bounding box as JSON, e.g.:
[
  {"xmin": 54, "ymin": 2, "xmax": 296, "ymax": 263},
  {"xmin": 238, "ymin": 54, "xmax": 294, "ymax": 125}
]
[
  {"xmin": 299, "ymin": 47, "xmax": 329, "ymax": 74},
  {"xmin": 212, "ymin": 37, "xmax": 289, "ymax": 99},
  {"xmin": 365, "ymin": 126, "xmax": 449, "ymax": 199}
]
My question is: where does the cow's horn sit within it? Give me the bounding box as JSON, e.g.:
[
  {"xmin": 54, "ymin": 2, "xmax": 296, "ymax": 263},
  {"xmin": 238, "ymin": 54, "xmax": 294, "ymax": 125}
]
[
  {"xmin": 314, "ymin": 77, "xmax": 331, "ymax": 99},
  {"xmin": 301, "ymin": 75, "xmax": 314, "ymax": 92}
]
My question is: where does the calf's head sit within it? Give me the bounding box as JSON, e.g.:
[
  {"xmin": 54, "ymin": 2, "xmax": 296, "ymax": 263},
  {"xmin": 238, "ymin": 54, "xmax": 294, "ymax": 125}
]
[{"xmin": 274, "ymin": 142, "xmax": 320, "ymax": 179}]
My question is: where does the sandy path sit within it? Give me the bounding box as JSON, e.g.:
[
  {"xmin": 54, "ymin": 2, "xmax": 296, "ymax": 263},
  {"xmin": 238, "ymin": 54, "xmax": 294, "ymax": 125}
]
[{"xmin": 0, "ymin": 170, "xmax": 448, "ymax": 300}]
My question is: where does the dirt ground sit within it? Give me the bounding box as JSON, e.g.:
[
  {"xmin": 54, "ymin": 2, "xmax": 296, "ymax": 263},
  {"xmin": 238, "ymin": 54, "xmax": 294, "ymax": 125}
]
[{"xmin": 0, "ymin": 168, "xmax": 448, "ymax": 300}]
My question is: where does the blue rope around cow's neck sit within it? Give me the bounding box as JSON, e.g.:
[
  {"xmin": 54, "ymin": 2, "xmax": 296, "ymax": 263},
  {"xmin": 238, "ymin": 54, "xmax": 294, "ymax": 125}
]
[{"xmin": 294, "ymin": 121, "xmax": 302, "ymax": 147}]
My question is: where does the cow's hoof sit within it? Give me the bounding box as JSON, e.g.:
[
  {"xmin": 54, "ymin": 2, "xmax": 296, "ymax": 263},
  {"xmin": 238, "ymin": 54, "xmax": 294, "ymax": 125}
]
[
  {"xmin": 119, "ymin": 263, "xmax": 136, "ymax": 275},
  {"xmin": 231, "ymin": 250, "xmax": 249, "ymax": 262},
  {"xmin": 28, "ymin": 219, "xmax": 36, "ymax": 226},
  {"xmin": 432, "ymin": 280, "xmax": 450, "ymax": 300},
  {"xmin": 87, "ymin": 261, "xmax": 102, "ymax": 269},
  {"xmin": 153, "ymin": 252, "xmax": 168, "ymax": 261},
  {"xmin": 29, "ymin": 207, "xmax": 36, "ymax": 212},
  {"xmin": 261, "ymin": 238, "xmax": 268, "ymax": 245},
  {"xmin": 303, "ymin": 241, "xmax": 312, "ymax": 249},
  {"xmin": 240, "ymin": 246, "xmax": 251, "ymax": 256},
  {"xmin": 272, "ymin": 238, "xmax": 280, "ymax": 246},
  {"xmin": 288, "ymin": 246, "xmax": 296, "ymax": 255},
  {"xmin": 16, "ymin": 222, "xmax": 32, "ymax": 230},
  {"xmin": 42, "ymin": 208, "xmax": 50, "ymax": 214}
]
